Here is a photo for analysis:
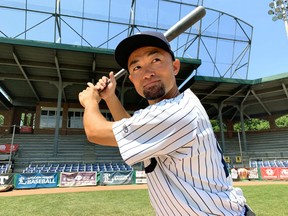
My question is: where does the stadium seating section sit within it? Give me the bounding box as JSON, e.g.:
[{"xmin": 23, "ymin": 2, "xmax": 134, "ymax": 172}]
[
  {"xmin": 1, "ymin": 131, "xmax": 288, "ymax": 173},
  {"xmin": 22, "ymin": 162, "xmax": 133, "ymax": 173},
  {"xmin": 0, "ymin": 163, "xmax": 11, "ymax": 174},
  {"xmin": 249, "ymin": 160, "xmax": 288, "ymax": 168}
]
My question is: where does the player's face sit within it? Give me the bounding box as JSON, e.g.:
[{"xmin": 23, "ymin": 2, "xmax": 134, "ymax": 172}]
[{"xmin": 128, "ymin": 46, "xmax": 180, "ymax": 104}]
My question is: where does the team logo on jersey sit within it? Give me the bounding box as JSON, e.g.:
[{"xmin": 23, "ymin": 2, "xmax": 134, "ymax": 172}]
[{"xmin": 123, "ymin": 124, "xmax": 129, "ymax": 133}]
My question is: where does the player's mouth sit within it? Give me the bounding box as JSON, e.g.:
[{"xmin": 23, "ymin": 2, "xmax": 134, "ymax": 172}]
[{"xmin": 143, "ymin": 80, "xmax": 160, "ymax": 88}]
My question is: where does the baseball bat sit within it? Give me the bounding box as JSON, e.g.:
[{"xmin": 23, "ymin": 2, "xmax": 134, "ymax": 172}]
[{"xmin": 102, "ymin": 6, "xmax": 206, "ymax": 87}]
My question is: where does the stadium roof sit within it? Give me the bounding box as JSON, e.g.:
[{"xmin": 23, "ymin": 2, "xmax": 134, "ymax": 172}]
[
  {"xmin": 190, "ymin": 73, "xmax": 288, "ymax": 120},
  {"xmin": 0, "ymin": 37, "xmax": 200, "ymax": 111},
  {"xmin": 1, "ymin": 37, "xmax": 288, "ymax": 121}
]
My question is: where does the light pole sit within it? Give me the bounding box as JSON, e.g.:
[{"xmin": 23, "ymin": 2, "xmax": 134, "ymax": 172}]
[{"xmin": 268, "ymin": 0, "xmax": 288, "ymax": 37}]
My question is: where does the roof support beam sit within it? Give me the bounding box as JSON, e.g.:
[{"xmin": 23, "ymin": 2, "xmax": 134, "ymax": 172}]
[
  {"xmin": 12, "ymin": 51, "xmax": 40, "ymax": 101},
  {"xmin": 251, "ymin": 89, "xmax": 271, "ymax": 115},
  {"xmin": 222, "ymin": 85, "xmax": 249, "ymax": 103},
  {"xmin": 200, "ymin": 83, "xmax": 220, "ymax": 101},
  {"xmin": 54, "ymin": 54, "xmax": 67, "ymax": 102},
  {"xmin": 282, "ymin": 83, "xmax": 288, "ymax": 99},
  {"xmin": 91, "ymin": 58, "xmax": 96, "ymax": 83},
  {"xmin": 0, "ymin": 99, "xmax": 9, "ymax": 110}
]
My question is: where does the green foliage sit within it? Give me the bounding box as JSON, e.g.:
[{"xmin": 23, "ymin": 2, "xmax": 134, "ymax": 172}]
[
  {"xmin": 275, "ymin": 114, "xmax": 288, "ymax": 128},
  {"xmin": 211, "ymin": 114, "xmax": 288, "ymax": 133},
  {"xmin": 210, "ymin": 119, "xmax": 226, "ymax": 132},
  {"xmin": 210, "ymin": 119, "xmax": 220, "ymax": 132},
  {"xmin": 233, "ymin": 118, "xmax": 270, "ymax": 131},
  {"xmin": 0, "ymin": 114, "xmax": 4, "ymax": 126}
]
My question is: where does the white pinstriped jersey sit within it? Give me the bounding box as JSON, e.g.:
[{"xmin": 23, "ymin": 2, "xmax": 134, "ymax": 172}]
[{"xmin": 113, "ymin": 89, "xmax": 246, "ymax": 216}]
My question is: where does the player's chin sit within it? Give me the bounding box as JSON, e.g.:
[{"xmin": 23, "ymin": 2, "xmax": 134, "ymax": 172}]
[{"xmin": 143, "ymin": 85, "xmax": 165, "ymax": 100}]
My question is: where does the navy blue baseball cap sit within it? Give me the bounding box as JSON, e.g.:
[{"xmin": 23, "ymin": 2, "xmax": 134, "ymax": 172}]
[{"xmin": 115, "ymin": 31, "xmax": 175, "ymax": 70}]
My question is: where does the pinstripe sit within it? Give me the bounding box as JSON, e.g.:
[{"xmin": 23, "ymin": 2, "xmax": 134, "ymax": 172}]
[
  {"xmin": 149, "ymin": 172, "xmax": 185, "ymax": 216},
  {"xmin": 113, "ymin": 89, "xmax": 246, "ymax": 215},
  {"xmin": 116, "ymin": 96, "xmax": 190, "ymax": 147},
  {"xmin": 149, "ymin": 165, "xmax": 193, "ymax": 216},
  {"xmin": 119, "ymin": 107, "xmax": 198, "ymax": 164}
]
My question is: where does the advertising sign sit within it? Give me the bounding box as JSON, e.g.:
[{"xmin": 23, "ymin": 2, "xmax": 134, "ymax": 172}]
[
  {"xmin": 0, "ymin": 173, "xmax": 14, "ymax": 192},
  {"xmin": 260, "ymin": 167, "xmax": 278, "ymax": 180},
  {"xmin": 100, "ymin": 171, "xmax": 135, "ymax": 185},
  {"xmin": 135, "ymin": 170, "xmax": 147, "ymax": 184},
  {"xmin": 14, "ymin": 173, "xmax": 58, "ymax": 189},
  {"xmin": 230, "ymin": 168, "xmax": 238, "ymax": 180},
  {"xmin": 247, "ymin": 168, "xmax": 259, "ymax": 179},
  {"xmin": 278, "ymin": 168, "xmax": 288, "ymax": 180},
  {"xmin": 0, "ymin": 144, "xmax": 19, "ymax": 153},
  {"xmin": 59, "ymin": 172, "xmax": 97, "ymax": 187}
]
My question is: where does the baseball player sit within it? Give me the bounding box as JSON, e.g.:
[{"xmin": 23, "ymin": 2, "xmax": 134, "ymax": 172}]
[{"xmin": 79, "ymin": 31, "xmax": 254, "ymax": 215}]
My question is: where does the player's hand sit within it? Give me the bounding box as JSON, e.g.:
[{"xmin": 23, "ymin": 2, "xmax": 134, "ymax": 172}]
[
  {"xmin": 95, "ymin": 71, "xmax": 117, "ymax": 100},
  {"xmin": 78, "ymin": 82, "xmax": 100, "ymax": 108}
]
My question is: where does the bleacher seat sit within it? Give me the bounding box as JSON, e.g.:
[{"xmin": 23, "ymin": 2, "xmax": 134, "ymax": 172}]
[
  {"xmin": 249, "ymin": 161, "xmax": 257, "ymax": 168},
  {"xmin": 21, "ymin": 161, "xmax": 133, "ymax": 173},
  {"xmin": 0, "ymin": 163, "xmax": 10, "ymax": 174},
  {"xmin": 249, "ymin": 159, "xmax": 288, "ymax": 168}
]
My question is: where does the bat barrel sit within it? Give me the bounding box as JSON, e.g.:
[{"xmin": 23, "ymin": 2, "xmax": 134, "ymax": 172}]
[{"xmin": 164, "ymin": 6, "xmax": 206, "ymax": 42}]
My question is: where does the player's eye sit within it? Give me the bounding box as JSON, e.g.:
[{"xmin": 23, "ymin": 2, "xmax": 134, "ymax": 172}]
[
  {"xmin": 152, "ymin": 58, "xmax": 161, "ymax": 63},
  {"xmin": 132, "ymin": 65, "xmax": 141, "ymax": 72}
]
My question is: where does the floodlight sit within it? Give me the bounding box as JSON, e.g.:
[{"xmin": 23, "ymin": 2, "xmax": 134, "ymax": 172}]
[
  {"xmin": 272, "ymin": 16, "xmax": 279, "ymax": 21},
  {"xmin": 269, "ymin": 2, "xmax": 275, "ymax": 8},
  {"xmin": 276, "ymin": 0, "xmax": 283, "ymax": 6},
  {"xmin": 278, "ymin": 14, "xmax": 284, "ymax": 19},
  {"xmin": 268, "ymin": 0, "xmax": 288, "ymax": 37},
  {"xmin": 268, "ymin": 10, "xmax": 275, "ymax": 15}
]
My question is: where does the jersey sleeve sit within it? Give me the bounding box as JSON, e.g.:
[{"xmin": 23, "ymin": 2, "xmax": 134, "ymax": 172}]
[{"xmin": 112, "ymin": 91, "xmax": 200, "ymax": 165}]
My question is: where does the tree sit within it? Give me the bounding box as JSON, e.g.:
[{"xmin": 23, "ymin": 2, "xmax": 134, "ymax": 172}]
[
  {"xmin": 210, "ymin": 119, "xmax": 226, "ymax": 132},
  {"xmin": 233, "ymin": 118, "xmax": 270, "ymax": 131},
  {"xmin": 0, "ymin": 115, "xmax": 4, "ymax": 126},
  {"xmin": 275, "ymin": 115, "xmax": 288, "ymax": 128}
]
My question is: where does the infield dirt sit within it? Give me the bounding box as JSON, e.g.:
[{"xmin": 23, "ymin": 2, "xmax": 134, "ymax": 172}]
[{"xmin": 1, "ymin": 180, "xmax": 288, "ymax": 197}]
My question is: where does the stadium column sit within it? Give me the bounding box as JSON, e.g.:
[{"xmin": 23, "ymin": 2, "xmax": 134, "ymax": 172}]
[
  {"xmin": 53, "ymin": 80, "xmax": 62, "ymax": 156},
  {"xmin": 267, "ymin": 115, "xmax": 276, "ymax": 130},
  {"xmin": 239, "ymin": 105, "xmax": 247, "ymax": 152},
  {"xmin": 218, "ymin": 102, "xmax": 226, "ymax": 152}
]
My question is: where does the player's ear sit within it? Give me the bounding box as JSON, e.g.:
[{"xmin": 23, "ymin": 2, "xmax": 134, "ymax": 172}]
[
  {"xmin": 129, "ymin": 74, "xmax": 134, "ymax": 84},
  {"xmin": 173, "ymin": 59, "xmax": 180, "ymax": 76}
]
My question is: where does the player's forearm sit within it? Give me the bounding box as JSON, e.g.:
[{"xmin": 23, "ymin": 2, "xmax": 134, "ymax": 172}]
[
  {"xmin": 105, "ymin": 94, "xmax": 131, "ymax": 121},
  {"xmin": 83, "ymin": 103, "xmax": 117, "ymax": 147}
]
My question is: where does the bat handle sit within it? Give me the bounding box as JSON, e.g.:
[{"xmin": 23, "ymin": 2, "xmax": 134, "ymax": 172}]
[{"xmin": 98, "ymin": 68, "xmax": 127, "ymax": 93}]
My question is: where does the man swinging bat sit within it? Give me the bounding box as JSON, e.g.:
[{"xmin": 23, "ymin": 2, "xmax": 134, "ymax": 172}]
[{"xmin": 79, "ymin": 7, "xmax": 255, "ymax": 216}]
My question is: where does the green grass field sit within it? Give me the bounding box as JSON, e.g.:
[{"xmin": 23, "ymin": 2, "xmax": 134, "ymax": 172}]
[{"xmin": 0, "ymin": 184, "xmax": 287, "ymax": 216}]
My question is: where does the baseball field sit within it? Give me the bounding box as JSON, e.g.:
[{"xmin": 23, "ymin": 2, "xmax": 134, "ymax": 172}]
[{"xmin": 0, "ymin": 181, "xmax": 287, "ymax": 216}]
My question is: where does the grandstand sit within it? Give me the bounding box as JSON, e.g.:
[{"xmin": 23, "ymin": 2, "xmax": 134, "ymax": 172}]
[
  {"xmin": 1, "ymin": 127, "xmax": 288, "ymax": 173},
  {"xmin": 0, "ymin": 1, "xmax": 288, "ymax": 175},
  {"xmin": 0, "ymin": 133, "xmax": 129, "ymax": 173},
  {"xmin": 220, "ymin": 128, "xmax": 288, "ymax": 167}
]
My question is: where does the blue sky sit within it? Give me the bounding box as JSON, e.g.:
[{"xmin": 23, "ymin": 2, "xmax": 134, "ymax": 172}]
[
  {"xmin": 204, "ymin": 0, "xmax": 288, "ymax": 79},
  {"xmin": 0, "ymin": 1, "xmax": 286, "ymax": 80}
]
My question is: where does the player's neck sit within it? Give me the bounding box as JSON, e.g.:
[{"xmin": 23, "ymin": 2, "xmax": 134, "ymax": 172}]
[{"xmin": 148, "ymin": 86, "xmax": 180, "ymax": 105}]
